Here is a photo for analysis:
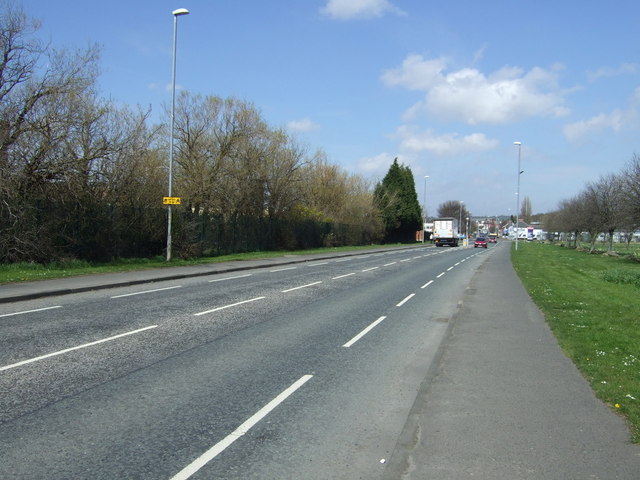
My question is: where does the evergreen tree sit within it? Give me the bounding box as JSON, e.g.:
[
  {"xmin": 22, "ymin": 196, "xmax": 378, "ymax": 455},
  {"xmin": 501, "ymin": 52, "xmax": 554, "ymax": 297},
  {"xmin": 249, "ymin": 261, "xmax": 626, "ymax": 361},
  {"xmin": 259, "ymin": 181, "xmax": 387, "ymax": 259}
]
[{"xmin": 374, "ymin": 158, "xmax": 422, "ymax": 243}]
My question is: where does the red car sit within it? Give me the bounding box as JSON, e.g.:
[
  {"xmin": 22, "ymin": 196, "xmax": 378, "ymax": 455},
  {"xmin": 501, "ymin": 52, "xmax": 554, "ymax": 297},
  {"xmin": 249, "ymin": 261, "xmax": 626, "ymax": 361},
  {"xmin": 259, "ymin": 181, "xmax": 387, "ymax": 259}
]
[{"xmin": 474, "ymin": 237, "xmax": 488, "ymax": 248}]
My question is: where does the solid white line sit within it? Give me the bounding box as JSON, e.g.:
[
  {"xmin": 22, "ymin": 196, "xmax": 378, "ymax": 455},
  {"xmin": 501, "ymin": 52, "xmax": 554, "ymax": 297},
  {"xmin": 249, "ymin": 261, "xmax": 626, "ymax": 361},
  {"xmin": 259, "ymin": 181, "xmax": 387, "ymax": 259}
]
[
  {"xmin": 383, "ymin": 262, "xmax": 397, "ymax": 266},
  {"xmin": 194, "ymin": 297, "xmax": 265, "ymax": 316},
  {"xmin": 269, "ymin": 267, "xmax": 297, "ymax": 273},
  {"xmin": 437, "ymin": 272, "xmax": 446, "ymax": 278},
  {"xmin": 421, "ymin": 280, "xmax": 434, "ymax": 289},
  {"xmin": 282, "ymin": 281, "xmax": 322, "ymax": 293},
  {"xmin": 170, "ymin": 375, "xmax": 313, "ymax": 480},
  {"xmin": 0, "ymin": 325, "xmax": 158, "ymax": 372},
  {"xmin": 209, "ymin": 274, "xmax": 253, "ymax": 282},
  {"xmin": 0, "ymin": 305, "xmax": 62, "ymax": 318},
  {"xmin": 396, "ymin": 293, "xmax": 415, "ymax": 307},
  {"xmin": 343, "ymin": 316, "xmax": 387, "ymax": 348},
  {"xmin": 361, "ymin": 267, "xmax": 379, "ymax": 272},
  {"xmin": 332, "ymin": 273, "xmax": 356, "ymax": 280},
  {"xmin": 111, "ymin": 285, "xmax": 182, "ymax": 298}
]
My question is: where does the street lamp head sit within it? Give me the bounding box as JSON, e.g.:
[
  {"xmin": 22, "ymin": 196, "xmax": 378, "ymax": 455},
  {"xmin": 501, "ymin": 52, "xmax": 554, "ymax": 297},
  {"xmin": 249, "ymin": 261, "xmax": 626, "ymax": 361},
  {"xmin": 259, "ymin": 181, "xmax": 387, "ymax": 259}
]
[
  {"xmin": 172, "ymin": 8, "xmax": 190, "ymax": 16},
  {"xmin": 513, "ymin": 141, "xmax": 521, "ymax": 146}
]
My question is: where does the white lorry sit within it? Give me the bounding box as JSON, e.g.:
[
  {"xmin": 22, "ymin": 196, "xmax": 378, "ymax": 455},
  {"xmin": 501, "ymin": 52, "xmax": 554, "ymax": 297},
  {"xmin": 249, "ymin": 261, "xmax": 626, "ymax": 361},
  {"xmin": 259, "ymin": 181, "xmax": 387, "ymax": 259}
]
[{"xmin": 432, "ymin": 217, "xmax": 460, "ymax": 247}]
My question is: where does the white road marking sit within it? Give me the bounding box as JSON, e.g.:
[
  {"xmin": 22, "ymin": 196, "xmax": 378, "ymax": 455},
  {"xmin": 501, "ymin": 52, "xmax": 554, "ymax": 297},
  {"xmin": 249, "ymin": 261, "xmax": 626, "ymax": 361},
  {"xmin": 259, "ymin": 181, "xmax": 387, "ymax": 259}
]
[
  {"xmin": 361, "ymin": 267, "xmax": 379, "ymax": 272},
  {"xmin": 269, "ymin": 267, "xmax": 297, "ymax": 273},
  {"xmin": 421, "ymin": 280, "xmax": 434, "ymax": 289},
  {"xmin": 447, "ymin": 266, "xmax": 454, "ymax": 271},
  {"xmin": 396, "ymin": 293, "xmax": 415, "ymax": 307},
  {"xmin": 343, "ymin": 316, "xmax": 387, "ymax": 348},
  {"xmin": 332, "ymin": 273, "xmax": 356, "ymax": 280},
  {"xmin": 307, "ymin": 262, "xmax": 328, "ymax": 267},
  {"xmin": 170, "ymin": 375, "xmax": 313, "ymax": 480},
  {"xmin": 194, "ymin": 297, "xmax": 265, "ymax": 316},
  {"xmin": 111, "ymin": 285, "xmax": 182, "ymax": 298},
  {"xmin": 400, "ymin": 258, "xmax": 411, "ymax": 263},
  {"xmin": 282, "ymin": 281, "xmax": 322, "ymax": 293},
  {"xmin": 383, "ymin": 262, "xmax": 397, "ymax": 267},
  {"xmin": 0, "ymin": 325, "xmax": 158, "ymax": 372},
  {"xmin": 0, "ymin": 305, "xmax": 62, "ymax": 318},
  {"xmin": 437, "ymin": 272, "xmax": 446, "ymax": 278},
  {"xmin": 209, "ymin": 274, "xmax": 253, "ymax": 282},
  {"xmin": 334, "ymin": 258, "xmax": 352, "ymax": 262}
]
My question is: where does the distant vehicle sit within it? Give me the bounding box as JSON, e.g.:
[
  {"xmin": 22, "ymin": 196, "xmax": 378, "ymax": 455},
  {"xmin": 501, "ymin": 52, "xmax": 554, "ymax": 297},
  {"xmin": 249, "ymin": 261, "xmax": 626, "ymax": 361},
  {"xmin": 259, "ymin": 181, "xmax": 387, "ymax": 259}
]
[
  {"xmin": 488, "ymin": 234, "xmax": 498, "ymax": 243},
  {"xmin": 474, "ymin": 237, "xmax": 488, "ymax": 248},
  {"xmin": 433, "ymin": 217, "xmax": 460, "ymax": 247}
]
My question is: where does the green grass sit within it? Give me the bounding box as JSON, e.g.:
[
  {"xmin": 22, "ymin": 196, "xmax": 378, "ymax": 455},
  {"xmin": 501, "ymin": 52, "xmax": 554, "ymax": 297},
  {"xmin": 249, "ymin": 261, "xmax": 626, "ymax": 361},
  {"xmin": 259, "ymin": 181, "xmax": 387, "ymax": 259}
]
[
  {"xmin": 0, "ymin": 244, "xmax": 405, "ymax": 284},
  {"xmin": 512, "ymin": 242, "xmax": 640, "ymax": 442}
]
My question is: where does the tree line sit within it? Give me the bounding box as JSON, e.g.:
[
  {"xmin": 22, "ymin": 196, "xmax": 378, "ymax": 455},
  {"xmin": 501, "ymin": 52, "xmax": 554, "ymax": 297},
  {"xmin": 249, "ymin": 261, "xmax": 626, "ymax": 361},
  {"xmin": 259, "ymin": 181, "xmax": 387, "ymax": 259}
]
[
  {"xmin": 0, "ymin": 5, "xmax": 430, "ymax": 264},
  {"xmin": 543, "ymin": 154, "xmax": 640, "ymax": 252}
]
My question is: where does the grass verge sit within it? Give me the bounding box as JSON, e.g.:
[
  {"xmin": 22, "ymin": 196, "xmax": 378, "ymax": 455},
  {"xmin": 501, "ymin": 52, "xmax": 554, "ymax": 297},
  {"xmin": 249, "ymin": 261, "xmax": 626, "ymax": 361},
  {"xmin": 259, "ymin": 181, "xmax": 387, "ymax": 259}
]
[
  {"xmin": 0, "ymin": 244, "xmax": 406, "ymax": 284},
  {"xmin": 512, "ymin": 241, "xmax": 640, "ymax": 442}
]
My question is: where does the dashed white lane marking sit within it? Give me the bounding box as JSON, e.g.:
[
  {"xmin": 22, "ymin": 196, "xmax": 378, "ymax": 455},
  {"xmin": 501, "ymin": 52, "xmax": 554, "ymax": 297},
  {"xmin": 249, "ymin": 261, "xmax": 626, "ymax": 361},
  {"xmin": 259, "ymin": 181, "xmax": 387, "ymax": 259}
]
[
  {"xmin": 282, "ymin": 281, "xmax": 322, "ymax": 293},
  {"xmin": 194, "ymin": 297, "xmax": 265, "ymax": 316},
  {"xmin": 0, "ymin": 325, "xmax": 158, "ymax": 372},
  {"xmin": 421, "ymin": 280, "xmax": 434, "ymax": 289},
  {"xmin": 111, "ymin": 285, "xmax": 182, "ymax": 298},
  {"xmin": 343, "ymin": 316, "xmax": 387, "ymax": 348},
  {"xmin": 437, "ymin": 272, "xmax": 446, "ymax": 278},
  {"xmin": 209, "ymin": 274, "xmax": 253, "ymax": 282},
  {"xmin": 170, "ymin": 375, "xmax": 314, "ymax": 480},
  {"xmin": 332, "ymin": 273, "xmax": 356, "ymax": 280},
  {"xmin": 0, "ymin": 305, "xmax": 62, "ymax": 318},
  {"xmin": 396, "ymin": 293, "xmax": 415, "ymax": 307}
]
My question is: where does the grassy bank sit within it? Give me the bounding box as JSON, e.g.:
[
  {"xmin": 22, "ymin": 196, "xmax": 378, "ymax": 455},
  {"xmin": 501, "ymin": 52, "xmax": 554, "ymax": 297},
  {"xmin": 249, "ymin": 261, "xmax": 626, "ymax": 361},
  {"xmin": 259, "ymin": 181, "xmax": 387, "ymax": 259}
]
[
  {"xmin": 511, "ymin": 241, "xmax": 640, "ymax": 442},
  {"xmin": 0, "ymin": 244, "xmax": 403, "ymax": 284}
]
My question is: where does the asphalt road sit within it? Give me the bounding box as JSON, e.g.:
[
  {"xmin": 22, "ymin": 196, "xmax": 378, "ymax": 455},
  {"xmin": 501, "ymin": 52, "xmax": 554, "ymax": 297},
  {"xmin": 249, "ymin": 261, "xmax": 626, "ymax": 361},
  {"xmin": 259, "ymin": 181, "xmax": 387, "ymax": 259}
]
[{"xmin": 0, "ymin": 244, "xmax": 485, "ymax": 479}]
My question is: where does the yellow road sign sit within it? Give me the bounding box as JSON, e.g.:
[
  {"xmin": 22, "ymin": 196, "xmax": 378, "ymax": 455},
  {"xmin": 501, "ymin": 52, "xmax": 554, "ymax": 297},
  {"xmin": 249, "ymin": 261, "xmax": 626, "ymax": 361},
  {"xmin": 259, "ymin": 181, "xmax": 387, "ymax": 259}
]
[{"xmin": 163, "ymin": 196, "xmax": 182, "ymax": 205}]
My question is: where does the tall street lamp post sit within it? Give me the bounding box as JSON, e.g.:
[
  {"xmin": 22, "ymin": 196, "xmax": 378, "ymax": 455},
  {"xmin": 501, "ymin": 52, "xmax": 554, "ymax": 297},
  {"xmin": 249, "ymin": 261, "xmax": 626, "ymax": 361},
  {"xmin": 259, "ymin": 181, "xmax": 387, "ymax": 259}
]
[
  {"xmin": 514, "ymin": 141, "xmax": 522, "ymax": 251},
  {"xmin": 166, "ymin": 7, "xmax": 190, "ymax": 262}
]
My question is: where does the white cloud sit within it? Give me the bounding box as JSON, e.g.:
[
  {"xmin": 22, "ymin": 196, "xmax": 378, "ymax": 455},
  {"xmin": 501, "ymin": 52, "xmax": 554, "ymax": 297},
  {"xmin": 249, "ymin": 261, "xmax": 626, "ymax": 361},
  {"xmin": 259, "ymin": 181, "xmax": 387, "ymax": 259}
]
[
  {"xmin": 563, "ymin": 110, "xmax": 625, "ymax": 142},
  {"xmin": 382, "ymin": 54, "xmax": 569, "ymax": 124},
  {"xmin": 287, "ymin": 117, "xmax": 320, "ymax": 132},
  {"xmin": 356, "ymin": 152, "xmax": 398, "ymax": 173},
  {"xmin": 587, "ymin": 63, "xmax": 638, "ymax": 82},
  {"xmin": 381, "ymin": 54, "xmax": 446, "ymax": 91},
  {"xmin": 563, "ymin": 87, "xmax": 640, "ymax": 142},
  {"xmin": 393, "ymin": 126, "xmax": 499, "ymax": 156},
  {"xmin": 320, "ymin": 0, "xmax": 405, "ymax": 20}
]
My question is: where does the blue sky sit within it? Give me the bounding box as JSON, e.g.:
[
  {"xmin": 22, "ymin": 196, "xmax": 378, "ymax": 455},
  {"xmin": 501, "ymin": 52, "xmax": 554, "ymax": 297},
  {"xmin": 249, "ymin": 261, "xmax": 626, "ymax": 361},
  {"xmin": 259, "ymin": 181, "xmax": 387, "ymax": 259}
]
[{"xmin": 25, "ymin": 0, "xmax": 640, "ymax": 217}]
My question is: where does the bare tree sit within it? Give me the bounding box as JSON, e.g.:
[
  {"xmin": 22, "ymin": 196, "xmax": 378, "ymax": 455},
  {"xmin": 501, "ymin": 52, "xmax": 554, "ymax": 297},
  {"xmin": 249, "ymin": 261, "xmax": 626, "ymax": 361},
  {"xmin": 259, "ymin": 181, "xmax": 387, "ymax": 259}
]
[{"xmin": 437, "ymin": 200, "xmax": 470, "ymax": 235}]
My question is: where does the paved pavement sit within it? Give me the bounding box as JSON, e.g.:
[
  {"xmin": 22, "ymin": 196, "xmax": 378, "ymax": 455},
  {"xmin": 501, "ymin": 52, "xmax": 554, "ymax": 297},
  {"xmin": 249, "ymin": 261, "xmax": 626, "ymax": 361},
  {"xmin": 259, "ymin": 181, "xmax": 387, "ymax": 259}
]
[
  {"xmin": 2, "ymin": 244, "xmax": 640, "ymax": 478},
  {"xmin": 383, "ymin": 242, "xmax": 640, "ymax": 479}
]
